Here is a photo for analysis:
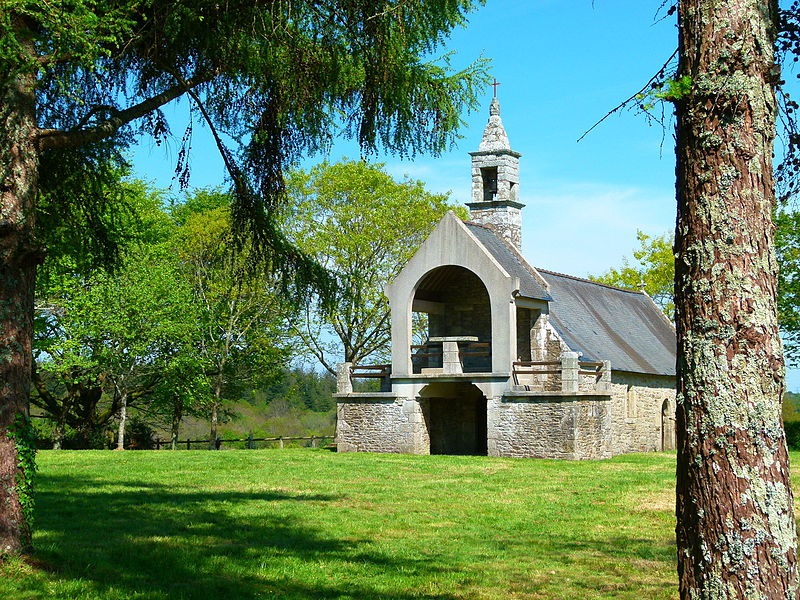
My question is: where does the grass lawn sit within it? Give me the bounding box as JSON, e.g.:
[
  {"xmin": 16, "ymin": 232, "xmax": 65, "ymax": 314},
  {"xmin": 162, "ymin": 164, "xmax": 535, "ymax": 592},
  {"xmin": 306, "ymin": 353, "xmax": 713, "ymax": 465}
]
[{"xmin": 2, "ymin": 449, "xmax": 793, "ymax": 600}]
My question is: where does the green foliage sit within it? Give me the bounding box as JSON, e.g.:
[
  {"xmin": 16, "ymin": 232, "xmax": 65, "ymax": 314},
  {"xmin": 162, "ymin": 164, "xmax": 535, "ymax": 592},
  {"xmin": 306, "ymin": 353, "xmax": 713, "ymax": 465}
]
[
  {"xmin": 589, "ymin": 230, "xmax": 675, "ymax": 319},
  {"xmin": 256, "ymin": 368, "xmax": 338, "ymax": 414},
  {"xmin": 636, "ymin": 75, "xmax": 692, "ymax": 110},
  {"xmin": 8, "ymin": 414, "xmax": 37, "ymax": 535},
  {"xmin": 592, "ymin": 214, "xmax": 800, "ymax": 367},
  {"xmin": 125, "ymin": 417, "xmax": 157, "ymax": 450},
  {"xmin": 284, "ymin": 159, "xmax": 466, "ymax": 371},
  {"xmin": 3, "ymin": 0, "xmax": 490, "ymax": 292},
  {"xmin": 171, "ymin": 190, "xmax": 294, "ymax": 442},
  {"xmin": 784, "ymin": 391, "xmax": 800, "ymax": 425},
  {"xmin": 785, "ymin": 421, "xmax": 800, "ymax": 450},
  {"xmin": 776, "ymin": 209, "xmax": 800, "ymax": 366}
]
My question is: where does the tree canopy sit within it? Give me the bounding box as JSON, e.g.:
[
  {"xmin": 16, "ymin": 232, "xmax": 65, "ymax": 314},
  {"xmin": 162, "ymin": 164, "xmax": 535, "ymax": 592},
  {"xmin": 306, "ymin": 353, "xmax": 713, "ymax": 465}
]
[
  {"xmin": 1, "ymin": 0, "xmax": 491, "ymax": 553},
  {"xmin": 283, "ymin": 159, "xmax": 465, "ymax": 373}
]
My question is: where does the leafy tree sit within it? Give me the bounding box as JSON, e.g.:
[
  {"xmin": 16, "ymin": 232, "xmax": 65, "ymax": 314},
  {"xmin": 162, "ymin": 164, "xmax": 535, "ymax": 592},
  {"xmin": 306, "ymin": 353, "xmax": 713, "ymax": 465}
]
[
  {"xmin": 590, "ymin": 231, "xmax": 675, "ymax": 318},
  {"xmin": 776, "ymin": 209, "xmax": 800, "ymax": 367},
  {"xmin": 32, "ymin": 180, "xmax": 177, "ymax": 448},
  {"xmin": 174, "ymin": 194, "xmax": 290, "ymax": 448},
  {"xmin": 147, "ymin": 353, "xmax": 211, "ymax": 451},
  {"xmin": 284, "ymin": 160, "xmax": 466, "ymax": 373},
  {"xmin": 0, "ymin": 1, "xmax": 489, "ymax": 552},
  {"xmin": 674, "ymin": 1, "xmax": 797, "ymax": 596},
  {"xmin": 33, "ymin": 243, "xmax": 198, "ymax": 450}
]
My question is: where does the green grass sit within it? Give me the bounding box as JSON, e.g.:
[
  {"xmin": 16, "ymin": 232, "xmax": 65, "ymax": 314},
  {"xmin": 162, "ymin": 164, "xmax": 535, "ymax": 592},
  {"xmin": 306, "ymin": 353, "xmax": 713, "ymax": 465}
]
[{"xmin": 0, "ymin": 449, "xmax": 719, "ymax": 599}]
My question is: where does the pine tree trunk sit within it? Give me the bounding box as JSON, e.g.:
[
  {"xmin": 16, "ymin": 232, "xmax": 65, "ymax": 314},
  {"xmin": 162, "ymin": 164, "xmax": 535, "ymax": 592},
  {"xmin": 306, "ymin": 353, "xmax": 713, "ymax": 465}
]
[
  {"xmin": 0, "ymin": 23, "xmax": 40, "ymax": 555},
  {"xmin": 116, "ymin": 394, "xmax": 127, "ymax": 451},
  {"xmin": 675, "ymin": 1, "xmax": 798, "ymax": 597}
]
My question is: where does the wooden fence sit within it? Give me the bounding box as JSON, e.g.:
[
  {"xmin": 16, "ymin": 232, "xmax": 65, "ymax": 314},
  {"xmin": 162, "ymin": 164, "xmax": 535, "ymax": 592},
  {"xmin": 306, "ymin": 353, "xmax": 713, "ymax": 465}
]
[{"xmin": 153, "ymin": 435, "xmax": 335, "ymax": 450}]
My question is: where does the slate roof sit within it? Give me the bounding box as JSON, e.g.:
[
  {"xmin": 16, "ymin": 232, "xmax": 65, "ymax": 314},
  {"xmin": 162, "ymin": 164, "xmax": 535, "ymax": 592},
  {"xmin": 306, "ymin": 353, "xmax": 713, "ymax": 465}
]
[
  {"xmin": 463, "ymin": 222, "xmax": 551, "ymax": 301},
  {"xmin": 538, "ymin": 270, "xmax": 676, "ymax": 376},
  {"xmin": 464, "ymin": 220, "xmax": 676, "ymax": 377}
]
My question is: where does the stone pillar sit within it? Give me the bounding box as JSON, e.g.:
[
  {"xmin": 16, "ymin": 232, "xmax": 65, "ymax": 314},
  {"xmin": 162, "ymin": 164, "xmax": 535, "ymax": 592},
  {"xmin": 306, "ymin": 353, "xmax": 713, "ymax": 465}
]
[
  {"xmin": 561, "ymin": 352, "xmax": 579, "ymax": 394},
  {"xmin": 486, "ymin": 396, "xmax": 501, "ymax": 457},
  {"xmin": 336, "ymin": 362, "xmax": 353, "ymax": 394},
  {"xmin": 442, "ymin": 341, "xmax": 462, "ymax": 374},
  {"xmin": 599, "ymin": 360, "xmax": 611, "ymax": 393}
]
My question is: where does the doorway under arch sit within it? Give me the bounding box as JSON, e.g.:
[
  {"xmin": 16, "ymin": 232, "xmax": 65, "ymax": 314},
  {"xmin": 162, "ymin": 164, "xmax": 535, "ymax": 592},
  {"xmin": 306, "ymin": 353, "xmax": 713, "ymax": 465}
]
[{"xmin": 418, "ymin": 382, "xmax": 488, "ymax": 456}]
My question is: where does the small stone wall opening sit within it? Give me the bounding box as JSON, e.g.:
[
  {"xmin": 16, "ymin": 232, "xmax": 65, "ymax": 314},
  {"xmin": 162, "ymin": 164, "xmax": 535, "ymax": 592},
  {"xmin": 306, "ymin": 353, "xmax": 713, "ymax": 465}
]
[
  {"xmin": 419, "ymin": 382, "xmax": 488, "ymax": 456},
  {"xmin": 481, "ymin": 166, "xmax": 498, "ymax": 201},
  {"xmin": 411, "ymin": 265, "xmax": 492, "ymax": 374}
]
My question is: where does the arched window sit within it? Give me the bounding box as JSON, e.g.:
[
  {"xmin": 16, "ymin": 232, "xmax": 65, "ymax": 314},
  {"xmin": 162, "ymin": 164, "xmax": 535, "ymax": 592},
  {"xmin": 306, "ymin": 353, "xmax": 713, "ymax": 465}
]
[{"xmin": 410, "ymin": 265, "xmax": 492, "ymax": 374}]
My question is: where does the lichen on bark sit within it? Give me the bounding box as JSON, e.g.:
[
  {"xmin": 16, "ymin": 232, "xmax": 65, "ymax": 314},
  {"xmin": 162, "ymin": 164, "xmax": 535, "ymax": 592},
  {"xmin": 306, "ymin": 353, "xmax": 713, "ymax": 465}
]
[{"xmin": 675, "ymin": 1, "xmax": 798, "ymax": 598}]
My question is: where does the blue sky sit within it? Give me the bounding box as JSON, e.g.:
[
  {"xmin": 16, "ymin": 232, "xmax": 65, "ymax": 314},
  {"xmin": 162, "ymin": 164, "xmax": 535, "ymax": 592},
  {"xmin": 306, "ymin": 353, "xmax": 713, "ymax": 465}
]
[{"xmin": 130, "ymin": 1, "xmax": 800, "ymax": 389}]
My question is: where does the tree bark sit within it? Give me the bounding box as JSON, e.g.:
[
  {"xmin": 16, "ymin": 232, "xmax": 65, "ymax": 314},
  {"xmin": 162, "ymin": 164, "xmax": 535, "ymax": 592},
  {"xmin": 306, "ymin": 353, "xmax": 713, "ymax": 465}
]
[
  {"xmin": 0, "ymin": 21, "xmax": 40, "ymax": 555},
  {"xmin": 115, "ymin": 393, "xmax": 127, "ymax": 451},
  {"xmin": 52, "ymin": 416, "xmax": 64, "ymax": 450},
  {"xmin": 209, "ymin": 388, "xmax": 220, "ymax": 451},
  {"xmin": 675, "ymin": 1, "xmax": 798, "ymax": 597},
  {"xmin": 170, "ymin": 401, "xmax": 183, "ymax": 451}
]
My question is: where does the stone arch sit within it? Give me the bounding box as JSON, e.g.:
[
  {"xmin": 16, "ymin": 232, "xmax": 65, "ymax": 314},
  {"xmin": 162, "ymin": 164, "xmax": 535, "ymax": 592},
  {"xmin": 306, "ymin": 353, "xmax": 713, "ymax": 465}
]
[
  {"xmin": 409, "ymin": 265, "xmax": 492, "ymax": 374},
  {"xmin": 661, "ymin": 398, "xmax": 675, "ymax": 451},
  {"xmin": 417, "ymin": 381, "xmax": 488, "ymax": 456}
]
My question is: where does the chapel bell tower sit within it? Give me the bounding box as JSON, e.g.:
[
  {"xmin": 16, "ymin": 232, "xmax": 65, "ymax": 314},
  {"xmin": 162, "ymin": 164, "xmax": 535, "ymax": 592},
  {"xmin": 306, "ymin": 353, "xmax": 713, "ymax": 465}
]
[{"xmin": 467, "ymin": 94, "xmax": 524, "ymax": 250}]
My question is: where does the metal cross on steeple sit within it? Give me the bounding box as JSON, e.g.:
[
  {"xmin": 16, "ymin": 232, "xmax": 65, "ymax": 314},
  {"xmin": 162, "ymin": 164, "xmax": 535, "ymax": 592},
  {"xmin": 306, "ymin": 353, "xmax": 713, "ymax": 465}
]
[{"xmin": 491, "ymin": 78, "xmax": 501, "ymax": 98}]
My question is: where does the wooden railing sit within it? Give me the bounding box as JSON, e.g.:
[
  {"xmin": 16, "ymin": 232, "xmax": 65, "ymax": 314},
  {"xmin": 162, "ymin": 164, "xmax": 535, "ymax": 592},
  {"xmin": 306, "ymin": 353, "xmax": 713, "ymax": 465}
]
[
  {"xmin": 153, "ymin": 435, "xmax": 335, "ymax": 450},
  {"xmin": 335, "ymin": 362, "xmax": 392, "ymax": 393},
  {"xmin": 350, "ymin": 364, "xmax": 391, "ymax": 379},
  {"xmin": 512, "ymin": 355, "xmax": 610, "ymax": 393},
  {"xmin": 411, "ymin": 340, "xmax": 491, "ymax": 373},
  {"xmin": 512, "ymin": 360, "xmax": 562, "ymax": 386}
]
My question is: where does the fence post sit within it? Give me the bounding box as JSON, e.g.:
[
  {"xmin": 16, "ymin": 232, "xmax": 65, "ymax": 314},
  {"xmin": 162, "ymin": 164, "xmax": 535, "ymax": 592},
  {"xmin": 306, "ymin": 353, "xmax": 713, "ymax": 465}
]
[
  {"xmin": 215, "ymin": 437, "xmax": 222, "ymax": 450},
  {"xmin": 155, "ymin": 438, "xmax": 161, "ymax": 450},
  {"xmin": 279, "ymin": 436, "xmax": 284, "ymax": 449},
  {"xmin": 311, "ymin": 435, "xmax": 317, "ymax": 448},
  {"xmin": 186, "ymin": 439, "xmax": 191, "ymax": 450}
]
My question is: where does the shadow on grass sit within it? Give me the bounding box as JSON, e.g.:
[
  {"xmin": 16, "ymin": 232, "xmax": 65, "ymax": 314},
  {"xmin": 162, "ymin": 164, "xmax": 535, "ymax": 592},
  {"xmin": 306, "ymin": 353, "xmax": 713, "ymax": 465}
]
[{"xmin": 31, "ymin": 473, "xmax": 460, "ymax": 600}]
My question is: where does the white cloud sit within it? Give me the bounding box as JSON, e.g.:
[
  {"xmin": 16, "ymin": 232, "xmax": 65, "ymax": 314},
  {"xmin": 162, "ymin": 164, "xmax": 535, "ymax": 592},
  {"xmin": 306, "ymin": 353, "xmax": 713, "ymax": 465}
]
[{"xmin": 517, "ymin": 181, "xmax": 675, "ymax": 277}]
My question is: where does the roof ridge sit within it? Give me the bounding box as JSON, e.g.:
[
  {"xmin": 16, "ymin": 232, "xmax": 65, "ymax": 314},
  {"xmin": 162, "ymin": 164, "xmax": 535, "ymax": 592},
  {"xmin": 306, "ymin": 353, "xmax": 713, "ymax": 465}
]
[
  {"xmin": 462, "ymin": 219, "xmax": 493, "ymax": 231},
  {"xmin": 536, "ymin": 267, "xmax": 646, "ymax": 295},
  {"xmin": 462, "ymin": 220, "xmax": 551, "ymax": 293}
]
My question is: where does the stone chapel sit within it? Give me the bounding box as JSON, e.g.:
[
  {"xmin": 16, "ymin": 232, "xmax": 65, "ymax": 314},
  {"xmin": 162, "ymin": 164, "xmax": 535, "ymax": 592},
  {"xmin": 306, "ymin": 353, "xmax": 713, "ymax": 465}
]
[{"xmin": 334, "ymin": 96, "xmax": 677, "ymax": 460}]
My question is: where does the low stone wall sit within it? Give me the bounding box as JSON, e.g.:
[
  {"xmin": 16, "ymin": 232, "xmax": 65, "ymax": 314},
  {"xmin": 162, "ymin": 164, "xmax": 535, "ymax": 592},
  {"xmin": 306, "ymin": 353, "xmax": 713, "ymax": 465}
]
[
  {"xmin": 336, "ymin": 372, "xmax": 675, "ymax": 459},
  {"xmin": 336, "ymin": 394, "xmax": 428, "ymax": 454},
  {"xmin": 489, "ymin": 394, "xmax": 611, "ymax": 459}
]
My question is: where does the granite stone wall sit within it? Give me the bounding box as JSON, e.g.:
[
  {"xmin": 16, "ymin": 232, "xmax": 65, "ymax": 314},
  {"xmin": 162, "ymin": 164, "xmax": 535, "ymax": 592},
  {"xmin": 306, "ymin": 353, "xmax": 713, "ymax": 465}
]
[
  {"xmin": 336, "ymin": 370, "xmax": 675, "ymax": 459},
  {"xmin": 607, "ymin": 372, "xmax": 676, "ymax": 454},
  {"xmin": 488, "ymin": 394, "xmax": 612, "ymax": 459},
  {"xmin": 336, "ymin": 396, "xmax": 428, "ymax": 454}
]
